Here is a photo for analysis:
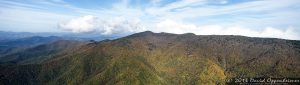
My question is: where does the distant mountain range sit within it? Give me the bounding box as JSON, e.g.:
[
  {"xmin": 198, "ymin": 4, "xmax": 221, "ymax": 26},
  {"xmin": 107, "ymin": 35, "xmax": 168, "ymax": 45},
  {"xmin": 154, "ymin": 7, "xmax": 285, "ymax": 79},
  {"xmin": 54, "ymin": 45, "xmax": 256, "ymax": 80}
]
[
  {"xmin": 0, "ymin": 36, "xmax": 63, "ymax": 58},
  {"xmin": 0, "ymin": 31, "xmax": 119, "ymax": 60},
  {"xmin": 0, "ymin": 31, "xmax": 64, "ymax": 40},
  {"xmin": 0, "ymin": 40, "xmax": 87, "ymax": 65},
  {"xmin": 0, "ymin": 31, "xmax": 120, "ymax": 41},
  {"xmin": 0, "ymin": 31, "xmax": 299, "ymax": 85}
]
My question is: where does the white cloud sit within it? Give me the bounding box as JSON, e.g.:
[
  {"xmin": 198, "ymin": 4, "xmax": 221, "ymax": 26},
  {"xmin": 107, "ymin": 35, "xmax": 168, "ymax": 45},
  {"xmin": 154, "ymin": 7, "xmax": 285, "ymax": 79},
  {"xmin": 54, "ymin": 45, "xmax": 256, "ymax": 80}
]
[
  {"xmin": 259, "ymin": 27, "xmax": 299, "ymax": 40},
  {"xmin": 153, "ymin": 19, "xmax": 300, "ymax": 40},
  {"xmin": 59, "ymin": 15, "xmax": 98, "ymax": 33},
  {"xmin": 151, "ymin": 0, "xmax": 161, "ymax": 6},
  {"xmin": 101, "ymin": 16, "xmax": 146, "ymax": 35},
  {"xmin": 145, "ymin": 0, "xmax": 300, "ymax": 28},
  {"xmin": 220, "ymin": 0, "xmax": 228, "ymax": 4},
  {"xmin": 58, "ymin": 15, "xmax": 146, "ymax": 35},
  {"xmin": 154, "ymin": 19, "xmax": 197, "ymax": 34}
]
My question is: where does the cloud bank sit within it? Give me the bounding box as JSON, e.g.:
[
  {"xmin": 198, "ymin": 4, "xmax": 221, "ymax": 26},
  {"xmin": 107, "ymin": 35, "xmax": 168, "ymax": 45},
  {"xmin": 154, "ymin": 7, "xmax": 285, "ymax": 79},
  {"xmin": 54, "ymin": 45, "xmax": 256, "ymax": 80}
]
[
  {"xmin": 59, "ymin": 15, "xmax": 145, "ymax": 35},
  {"xmin": 60, "ymin": 16, "xmax": 300, "ymax": 40},
  {"xmin": 59, "ymin": 15, "xmax": 98, "ymax": 33},
  {"xmin": 154, "ymin": 19, "xmax": 300, "ymax": 40}
]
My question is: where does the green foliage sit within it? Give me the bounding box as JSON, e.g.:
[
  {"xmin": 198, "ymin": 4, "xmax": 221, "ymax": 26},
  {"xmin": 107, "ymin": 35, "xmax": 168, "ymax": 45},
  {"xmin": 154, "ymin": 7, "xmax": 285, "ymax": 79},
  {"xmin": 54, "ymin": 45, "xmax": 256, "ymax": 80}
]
[{"xmin": 1, "ymin": 31, "xmax": 299, "ymax": 85}]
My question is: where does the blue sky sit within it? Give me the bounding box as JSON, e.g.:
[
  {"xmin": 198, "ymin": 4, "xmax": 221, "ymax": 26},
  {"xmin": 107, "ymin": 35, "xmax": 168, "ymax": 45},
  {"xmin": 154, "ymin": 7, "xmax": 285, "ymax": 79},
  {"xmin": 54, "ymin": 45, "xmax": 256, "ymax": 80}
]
[{"xmin": 0, "ymin": 0, "xmax": 300, "ymax": 40}]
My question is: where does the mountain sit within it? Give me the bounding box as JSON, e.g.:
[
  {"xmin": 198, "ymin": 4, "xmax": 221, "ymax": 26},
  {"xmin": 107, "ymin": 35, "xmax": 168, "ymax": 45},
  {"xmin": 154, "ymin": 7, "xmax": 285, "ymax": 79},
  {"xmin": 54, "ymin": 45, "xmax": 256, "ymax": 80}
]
[
  {"xmin": 0, "ymin": 31, "xmax": 299, "ymax": 85},
  {"xmin": 0, "ymin": 33, "xmax": 111, "ymax": 58},
  {"xmin": 0, "ymin": 31, "xmax": 120, "ymax": 41},
  {"xmin": 0, "ymin": 36, "xmax": 63, "ymax": 57},
  {"xmin": 0, "ymin": 40, "xmax": 87, "ymax": 65},
  {"xmin": 0, "ymin": 36, "xmax": 62, "ymax": 48},
  {"xmin": 0, "ymin": 31, "xmax": 66, "ymax": 40}
]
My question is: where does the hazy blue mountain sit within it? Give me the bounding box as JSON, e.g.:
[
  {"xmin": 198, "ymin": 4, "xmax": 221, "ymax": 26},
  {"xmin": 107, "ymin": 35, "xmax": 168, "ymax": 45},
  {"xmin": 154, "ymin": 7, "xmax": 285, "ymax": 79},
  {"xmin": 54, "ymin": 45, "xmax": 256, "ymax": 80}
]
[
  {"xmin": 0, "ymin": 31, "xmax": 66, "ymax": 40},
  {"xmin": 0, "ymin": 31, "xmax": 120, "ymax": 41},
  {"xmin": 0, "ymin": 31, "xmax": 120, "ymax": 58},
  {"xmin": 0, "ymin": 40, "xmax": 87, "ymax": 65},
  {"xmin": 0, "ymin": 36, "xmax": 63, "ymax": 57}
]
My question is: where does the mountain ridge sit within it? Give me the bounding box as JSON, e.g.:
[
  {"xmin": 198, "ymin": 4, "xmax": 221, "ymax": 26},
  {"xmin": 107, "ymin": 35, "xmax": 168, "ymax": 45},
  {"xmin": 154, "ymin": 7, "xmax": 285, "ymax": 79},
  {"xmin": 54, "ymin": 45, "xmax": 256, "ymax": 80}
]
[{"xmin": 0, "ymin": 31, "xmax": 299, "ymax": 85}]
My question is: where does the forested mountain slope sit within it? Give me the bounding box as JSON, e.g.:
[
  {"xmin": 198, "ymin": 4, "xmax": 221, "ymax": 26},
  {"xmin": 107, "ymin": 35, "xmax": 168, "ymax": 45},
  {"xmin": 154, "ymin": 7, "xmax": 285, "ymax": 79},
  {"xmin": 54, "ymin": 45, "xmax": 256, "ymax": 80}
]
[{"xmin": 0, "ymin": 31, "xmax": 299, "ymax": 85}]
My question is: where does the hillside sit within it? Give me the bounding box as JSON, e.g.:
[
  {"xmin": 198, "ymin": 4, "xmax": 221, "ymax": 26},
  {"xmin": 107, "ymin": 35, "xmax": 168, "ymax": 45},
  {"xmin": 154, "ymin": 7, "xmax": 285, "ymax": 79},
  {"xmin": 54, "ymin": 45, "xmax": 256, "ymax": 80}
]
[
  {"xmin": 0, "ymin": 40, "xmax": 87, "ymax": 65},
  {"xmin": 0, "ymin": 31, "xmax": 299, "ymax": 85},
  {"xmin": 0, "ymin": 36, "xmax": 63, "ymax": 57}
]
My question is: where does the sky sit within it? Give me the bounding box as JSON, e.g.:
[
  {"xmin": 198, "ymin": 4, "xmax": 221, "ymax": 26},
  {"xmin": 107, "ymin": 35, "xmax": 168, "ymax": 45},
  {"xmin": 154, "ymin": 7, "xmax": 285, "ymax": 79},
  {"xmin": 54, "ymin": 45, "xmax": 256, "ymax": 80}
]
[{"xmin": 0, "ymin": 0, "xmax": 300, "ymax": 40}]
